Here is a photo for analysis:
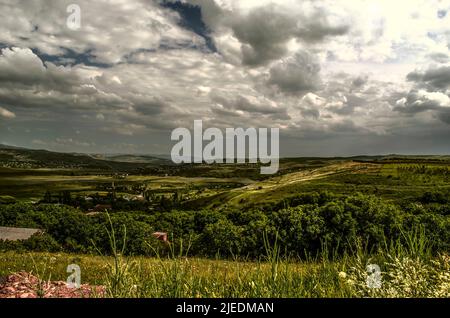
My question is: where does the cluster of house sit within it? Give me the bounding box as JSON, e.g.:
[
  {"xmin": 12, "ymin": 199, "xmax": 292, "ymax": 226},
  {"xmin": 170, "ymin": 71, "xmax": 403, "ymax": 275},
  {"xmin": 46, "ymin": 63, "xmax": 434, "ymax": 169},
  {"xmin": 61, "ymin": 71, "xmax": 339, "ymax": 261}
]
[{"xmin": 84, "ymin": 193, "xmax": 146, "ymax": 204}]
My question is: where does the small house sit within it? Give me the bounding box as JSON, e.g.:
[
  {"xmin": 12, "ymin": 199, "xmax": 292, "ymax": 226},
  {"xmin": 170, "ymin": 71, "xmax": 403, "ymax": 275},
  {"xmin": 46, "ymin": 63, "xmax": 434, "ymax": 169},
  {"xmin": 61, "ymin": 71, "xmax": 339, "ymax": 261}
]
[{"xmin": 152, "ymin": 232, "xmax": 168, "ymax": 243}]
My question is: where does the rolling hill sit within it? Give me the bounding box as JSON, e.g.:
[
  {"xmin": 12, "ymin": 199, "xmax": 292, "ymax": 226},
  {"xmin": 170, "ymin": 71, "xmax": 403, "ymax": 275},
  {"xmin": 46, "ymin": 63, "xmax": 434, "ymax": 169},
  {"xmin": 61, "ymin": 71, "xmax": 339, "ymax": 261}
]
[{"xmin": 0, "ymin": 144, "xmax": 171, "ymax": 170}]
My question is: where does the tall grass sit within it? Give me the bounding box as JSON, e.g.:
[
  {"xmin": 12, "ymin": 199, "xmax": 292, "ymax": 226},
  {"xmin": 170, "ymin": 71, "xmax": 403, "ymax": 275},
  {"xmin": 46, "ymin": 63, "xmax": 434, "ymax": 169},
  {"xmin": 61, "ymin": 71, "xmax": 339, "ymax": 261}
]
[
  {"xmin": 96, "ymin": 217, "xmax": 448, "ymax": 298},
  {"xmin": 99, "ymin": 213, "xmax": 141, "ymax": 297},
  {"xmin": 345, "ymin": 225, "xmax": 449, "ymax": 297}
]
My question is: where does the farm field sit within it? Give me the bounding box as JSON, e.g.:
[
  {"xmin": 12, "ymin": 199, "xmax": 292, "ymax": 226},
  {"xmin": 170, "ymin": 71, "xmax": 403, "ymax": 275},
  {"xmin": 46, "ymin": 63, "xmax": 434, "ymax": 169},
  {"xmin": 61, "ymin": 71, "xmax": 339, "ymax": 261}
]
[
  {"xmin": 0, "ymin": 169, "xmax": 254, "ymax": 202},
  {"xmin": 4, "ymin": 158, "xmax": 449, "ymax": 209}
]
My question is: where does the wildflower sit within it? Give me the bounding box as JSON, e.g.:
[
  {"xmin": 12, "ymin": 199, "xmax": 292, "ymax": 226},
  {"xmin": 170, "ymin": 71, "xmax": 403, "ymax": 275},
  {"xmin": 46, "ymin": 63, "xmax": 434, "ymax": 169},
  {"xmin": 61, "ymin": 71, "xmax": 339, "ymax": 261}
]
[{"xmin": 338, "ymin": 271, "xmax": 347, "ymax": 279}]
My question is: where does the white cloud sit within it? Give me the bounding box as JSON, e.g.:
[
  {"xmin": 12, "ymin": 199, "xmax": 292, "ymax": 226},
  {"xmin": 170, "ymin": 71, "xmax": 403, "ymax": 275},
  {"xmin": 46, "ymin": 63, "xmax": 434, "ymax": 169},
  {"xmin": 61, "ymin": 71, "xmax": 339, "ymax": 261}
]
[
  {"xmin": 0, "ymin": 106, "xmax": 16, "ymax": 119},
  {"xmin": 0, "ymin": 0, "xmax": 449, "ymax": 154},
  {"xmin": 0, "ymin": 0, "xmax": 205, "ymax": 64}
]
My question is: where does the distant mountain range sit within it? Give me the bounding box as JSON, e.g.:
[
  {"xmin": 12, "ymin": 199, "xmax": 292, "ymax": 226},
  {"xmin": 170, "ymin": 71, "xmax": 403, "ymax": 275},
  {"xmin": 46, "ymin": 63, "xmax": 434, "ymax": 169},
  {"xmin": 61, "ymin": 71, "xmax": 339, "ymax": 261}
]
[
  {"xmin": 0, "ymin": 144, "xmax": 172, "ymax": 169},
  {"xmin": 91, "ymin": 153, "xmax": 171, "ymax": 164},
  {"xmin": 1, "ymin": 144, "xmax": 449, "ymax": 169}
]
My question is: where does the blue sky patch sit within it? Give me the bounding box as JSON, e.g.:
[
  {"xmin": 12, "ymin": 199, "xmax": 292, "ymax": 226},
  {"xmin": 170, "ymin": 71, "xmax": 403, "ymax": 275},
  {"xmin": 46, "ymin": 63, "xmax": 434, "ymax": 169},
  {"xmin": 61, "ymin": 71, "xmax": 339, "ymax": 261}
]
[
  {"xmin": 161, "ymin": 0, "xmax": 217, "ymax": 52},
  {"xmin": 32, "ymin": 47, "xmax": 112, "ymax": 68}
]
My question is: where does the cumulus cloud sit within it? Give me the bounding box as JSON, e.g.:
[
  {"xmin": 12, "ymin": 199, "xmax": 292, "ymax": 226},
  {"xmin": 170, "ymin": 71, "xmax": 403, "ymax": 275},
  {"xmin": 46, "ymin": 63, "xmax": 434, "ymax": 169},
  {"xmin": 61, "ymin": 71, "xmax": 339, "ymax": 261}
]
[
  {"xmin": 230, "ymin": 5, "xmax": 295, "ymax": 66},
  {"xmin": 407, "ymin": 65, "xmax": 450, "ymax": 90},
  {"xmin": 176, "ymin": 1, "xmax": 350, "ymax": 66},
  {"xmin": 210, "ymin": 91, "xmax": 290, "ymax": 120},
  {"xmin": 294, "ymin": 11, "xmax": 349, "ymax": 43},
  {"xmin": 268, "ymin": 51, "xmax": 321, "ymax": 95},
  {"xmin": 0, "ymin": 0, "xmax": 203, "ymax": 64},
  {"xmin": 394, "ymin": 89, "xmax": 450, "ymax": 125},
  {"xmin": 0, "ymin": 0, "xmax": 449, "ymax": 155},
  {"xmin": 395, "ymin": 90, "xmax": 450, "ymax": 112},
  {"xmin": 0, "ymin": 47, "xmax": 86, "ymax": 92},
  {"xmin": 394, "ymin": 59, "xmax": 450, "ymax": 125}
]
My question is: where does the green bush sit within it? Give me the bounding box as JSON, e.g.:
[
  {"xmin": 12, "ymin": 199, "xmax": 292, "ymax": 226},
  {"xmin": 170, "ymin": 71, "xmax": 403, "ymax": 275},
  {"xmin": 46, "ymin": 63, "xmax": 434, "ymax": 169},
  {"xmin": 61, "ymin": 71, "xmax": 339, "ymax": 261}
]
[{"xmin": 0, "ymin": 192, "xmax": 448, "ymax": 258}]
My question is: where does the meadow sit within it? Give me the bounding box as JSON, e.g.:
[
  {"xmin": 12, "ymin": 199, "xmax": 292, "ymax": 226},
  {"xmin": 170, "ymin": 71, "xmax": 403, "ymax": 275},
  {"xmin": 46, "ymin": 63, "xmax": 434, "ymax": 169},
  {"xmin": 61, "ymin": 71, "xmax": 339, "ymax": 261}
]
[
  {"xmin": 0, "ymin": 147, "xmax": 449, "ymax": 298},
  {"xmin": 0, "ymin": 228, "xmax": 448, "ymax": 298}
]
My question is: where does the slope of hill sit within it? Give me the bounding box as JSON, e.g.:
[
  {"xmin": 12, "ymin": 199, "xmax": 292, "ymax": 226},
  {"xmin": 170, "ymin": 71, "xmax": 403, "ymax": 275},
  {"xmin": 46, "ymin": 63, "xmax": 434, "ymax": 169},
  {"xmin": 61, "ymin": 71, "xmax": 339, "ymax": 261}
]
[
  {"xmin": 182, "ymin": 160, "xmax": 371, "ymax": 209},
  {"xmin": 0, "ymin": 144, "xmax": 170, "ymax": 171},
  {"xmin": 92, "ymin": 154, "xmax": 169, "ymax": 164}
]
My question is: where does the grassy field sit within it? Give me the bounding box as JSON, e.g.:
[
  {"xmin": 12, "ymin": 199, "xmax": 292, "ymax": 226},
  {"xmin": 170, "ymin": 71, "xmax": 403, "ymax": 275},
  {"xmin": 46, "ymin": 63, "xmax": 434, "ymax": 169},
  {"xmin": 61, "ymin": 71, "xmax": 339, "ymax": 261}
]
[
  {"xmin": 0, "ymin": 234, "xmax": 448, "ymax": 298},
  {"xmin": 184, "ymin": 160, "xmax": 450, "ymax": 209},
  {"xmin": 0, "ymin": 168, "xmax": 253, "ymax": 202},
  {"xmin": 0, "ymin": 251, "xmax": 357, "ymax": 297}
]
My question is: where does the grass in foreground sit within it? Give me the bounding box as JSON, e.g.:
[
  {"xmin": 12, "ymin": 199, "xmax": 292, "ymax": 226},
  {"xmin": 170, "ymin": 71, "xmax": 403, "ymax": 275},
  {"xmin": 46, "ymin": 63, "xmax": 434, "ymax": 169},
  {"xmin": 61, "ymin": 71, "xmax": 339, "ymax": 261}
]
[{"xmin": 1, "ymin": 230, "xmax": 448, "ymax": 298}]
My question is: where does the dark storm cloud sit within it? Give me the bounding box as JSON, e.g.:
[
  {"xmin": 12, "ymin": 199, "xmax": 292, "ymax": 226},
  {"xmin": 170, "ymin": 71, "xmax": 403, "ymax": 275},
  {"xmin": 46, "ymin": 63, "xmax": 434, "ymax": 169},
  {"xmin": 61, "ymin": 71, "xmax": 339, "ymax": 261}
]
[
  {"xmin": 294, "ymin": 12, "xmax": 350, "ymax": 43},
  {"xmin": 407, "ymin": 65, "xmax": 450, "ymax": 90},
  {"xmin": 230, "ymin": 5, "xmax": 294, "ymax": 66},
  {"xmin": 130, "ymin": 96, "xmax": 169, "ymax": 116},
  {"xmin": 226, "ymin": 4, "xmax": 349, "ymax": 66},
  {"xmin": 352, "ymin": 75, "xmax": 369, "ymax": 88}
]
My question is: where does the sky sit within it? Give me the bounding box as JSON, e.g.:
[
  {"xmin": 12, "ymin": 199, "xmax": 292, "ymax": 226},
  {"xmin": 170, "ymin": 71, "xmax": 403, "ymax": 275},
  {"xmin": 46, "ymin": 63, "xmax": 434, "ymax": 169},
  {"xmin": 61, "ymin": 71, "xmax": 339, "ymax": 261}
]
[{"xmin": 0, "ymin": 0, "xmax": 449, "ymax": 156}]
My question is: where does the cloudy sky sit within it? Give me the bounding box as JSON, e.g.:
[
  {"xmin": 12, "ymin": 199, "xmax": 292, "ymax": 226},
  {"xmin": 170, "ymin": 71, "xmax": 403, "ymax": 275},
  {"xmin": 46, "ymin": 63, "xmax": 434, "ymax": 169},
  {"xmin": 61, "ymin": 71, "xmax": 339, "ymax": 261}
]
[{"xmin": 0, "ymin": 0, "xmax": 449, "ymax": 156}]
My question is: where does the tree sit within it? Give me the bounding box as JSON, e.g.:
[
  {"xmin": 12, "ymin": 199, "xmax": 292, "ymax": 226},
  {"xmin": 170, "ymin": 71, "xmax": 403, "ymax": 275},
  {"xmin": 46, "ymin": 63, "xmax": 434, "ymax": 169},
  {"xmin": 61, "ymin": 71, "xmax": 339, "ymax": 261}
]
[
  {"xmin": 202, "ymin": 219, "xmax": 244, "ymax": 256},
  {"xmin": 43, "ymin": 190, "xmax": 52, "ymax": 203},
  {"xmin": 62, "ymin": 191, "xmax": 72, "ymax": 205}
]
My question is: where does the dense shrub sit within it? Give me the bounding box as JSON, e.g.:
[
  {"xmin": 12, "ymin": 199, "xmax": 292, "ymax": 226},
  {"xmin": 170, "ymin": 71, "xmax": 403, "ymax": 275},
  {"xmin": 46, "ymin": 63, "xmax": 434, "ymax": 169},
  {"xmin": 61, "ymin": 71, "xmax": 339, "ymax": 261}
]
[
  {"xmin": 0, "ymin": 192, "xmax": 448, "ymax": 258},
  {"xmin": 0, "ymin": 233, "xmax": 61, "ymax": 252},
  {"xmin": 420, "ymin": 190, "xmax": 449, "ymax": 204}
]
